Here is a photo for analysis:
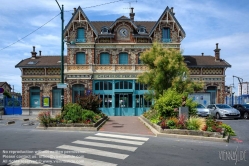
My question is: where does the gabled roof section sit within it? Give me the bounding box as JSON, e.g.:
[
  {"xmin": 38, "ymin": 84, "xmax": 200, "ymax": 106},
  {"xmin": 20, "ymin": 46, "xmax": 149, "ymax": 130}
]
[
  {"xmin": 64, "ymin": 6, "xmax": 98, "ymax": 37},
  {"xmin": 149, "ymin": 6, "xmax": 185, "ymax": 37},
  {"xmin": 15, "ymin": 56, "xmax": 67, "ymax": 68},
  {"xmin": 109, "ymin": 15, "xmax": 138, "ymax": 30},
  {"xmin": 183, "ymin": 55, "xmax": 231, "ymax": 68}
]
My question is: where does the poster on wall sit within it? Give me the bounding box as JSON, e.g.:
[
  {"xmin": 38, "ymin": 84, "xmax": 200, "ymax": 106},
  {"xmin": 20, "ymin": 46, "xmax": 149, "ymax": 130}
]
[{"xmin": 43, "ymin": 97, "xmax": 50, "ymax": 107}]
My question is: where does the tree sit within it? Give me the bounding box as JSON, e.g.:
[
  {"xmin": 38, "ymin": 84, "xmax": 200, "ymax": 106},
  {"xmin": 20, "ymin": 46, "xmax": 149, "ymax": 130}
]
[
  {"xmin": 138, "ymin": 42, "xmax": 203, "ymax": 99},
  {"xmin": 3, "ymin": 90, "xmax": 11, "ymax": 98}
]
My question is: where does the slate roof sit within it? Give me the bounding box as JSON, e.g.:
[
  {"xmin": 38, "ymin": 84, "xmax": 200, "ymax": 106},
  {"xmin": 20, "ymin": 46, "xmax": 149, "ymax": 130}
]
[
  {"xmin": 183, "ymin": 55, "xmax": 231, "ymax": 68},
  {"xmin": 91, "ymin": 21, "xmax": 156, "ymax": 34},
  {"xmin": 15, "ymin": 55, "xmax": 230, "ymax": 68},
  {"xmin": 15, "ymin": 56, "xmax": 67, "ymax": 68}
]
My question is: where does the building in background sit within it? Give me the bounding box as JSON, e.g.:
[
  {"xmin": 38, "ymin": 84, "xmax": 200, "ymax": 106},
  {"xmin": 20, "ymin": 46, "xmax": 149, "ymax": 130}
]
[
  {"xmin": 15, "ymin": 6, "xmax": 231, "ymax": 115},
  {"xmin": 238, "ymin": 82, "xmax": 249, "ymax": 95}
]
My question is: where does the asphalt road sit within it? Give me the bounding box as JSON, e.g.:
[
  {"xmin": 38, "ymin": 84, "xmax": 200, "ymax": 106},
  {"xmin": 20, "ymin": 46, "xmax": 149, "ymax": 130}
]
[{"xmin": 0, "ymin": 118, "xmax": 248, "ymax": 166}]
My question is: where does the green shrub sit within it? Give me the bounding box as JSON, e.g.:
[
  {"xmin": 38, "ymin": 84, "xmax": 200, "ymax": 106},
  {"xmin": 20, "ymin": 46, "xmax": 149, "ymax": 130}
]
[
  {"xmin": 166, "ymin": 120, "xmax": 176, "ymax": 129},
  {"xmin": 37, "ymin": 111, "xmax": 51, "ymax": 127},
  {"xmin": 154, "ymin": 88, "xmax": 198, "ymax": 118},
  {"xmin": 62, "ymin": 103, "xmax": 83, "ymax": 123},
  {"xmin": 221, "ymin": 123, "xmax": 236, "ymax": 136},
  {"xmin": 82, "ymin": 110, "xmax": 97, "ymax": 123}
]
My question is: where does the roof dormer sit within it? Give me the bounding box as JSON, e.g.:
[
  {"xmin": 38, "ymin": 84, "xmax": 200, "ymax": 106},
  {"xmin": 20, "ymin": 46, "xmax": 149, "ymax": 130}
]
[{"xmin": 101, "ymin": 26, "xmax": 109, "ymax": 34}]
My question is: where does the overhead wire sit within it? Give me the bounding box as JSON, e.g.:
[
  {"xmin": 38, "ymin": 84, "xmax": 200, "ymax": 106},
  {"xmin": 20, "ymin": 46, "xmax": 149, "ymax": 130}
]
[{"xmin": 0, "ymin": 0, "xmax": 125, "ymax": 51}]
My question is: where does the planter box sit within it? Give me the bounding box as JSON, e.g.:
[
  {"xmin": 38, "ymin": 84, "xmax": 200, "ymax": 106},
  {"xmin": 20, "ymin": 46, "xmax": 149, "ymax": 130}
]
[
  {"xmin": 139, "ymin": 115, "xmax": 229, "ymax": 142},
  {"xmin": 37, "ymin": 116, "xmax": 108, "ymax": 131}
]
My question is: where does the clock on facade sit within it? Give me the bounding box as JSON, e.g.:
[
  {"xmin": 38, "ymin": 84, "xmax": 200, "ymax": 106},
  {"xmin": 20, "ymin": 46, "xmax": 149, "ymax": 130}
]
[{"xmin": 119, "ymin": 28, "xmax": 128, "ymax": 37}]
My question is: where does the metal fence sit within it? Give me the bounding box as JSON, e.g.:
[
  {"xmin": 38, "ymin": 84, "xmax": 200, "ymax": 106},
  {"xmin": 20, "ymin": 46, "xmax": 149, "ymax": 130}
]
[
  {"xmin": 3, "ymin": 97, "xmax": 22, "ymax": 115},
  {"xmin": 225, "ymin": 95, "xmax": 249, "ymax": 106}
]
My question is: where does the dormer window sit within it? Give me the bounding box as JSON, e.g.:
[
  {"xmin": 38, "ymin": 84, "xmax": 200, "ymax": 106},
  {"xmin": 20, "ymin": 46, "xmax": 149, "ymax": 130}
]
[
  {"xmin": 101, "ymin": 26, "xmax": 109, "ymax": 34},
  {"xmin": 138, "ymin": 26, "xmax": 146, "ymax": 34}
]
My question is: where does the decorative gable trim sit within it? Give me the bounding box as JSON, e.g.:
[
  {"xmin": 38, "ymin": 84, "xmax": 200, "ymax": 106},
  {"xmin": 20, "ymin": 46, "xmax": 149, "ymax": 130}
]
[
  {"xmin": 109, "ymin": 16, "xmax": 138, "ymax": 31},
  {"xmin": 64, "ymin": 6, "xmax": 98, "ymax": 37},
  {"xmin": 149, "ymin": 6, "xmax": 185, "ymax": 39}
]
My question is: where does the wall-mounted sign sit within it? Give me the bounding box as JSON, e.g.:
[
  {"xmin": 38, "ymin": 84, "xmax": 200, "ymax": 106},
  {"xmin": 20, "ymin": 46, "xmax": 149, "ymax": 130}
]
[
  {"xmin": 94, "ymin": 74, "xmax": 138, "ymax": 79},
  {"xmin": 0, "ymin": 87, "xmax": 4, "ymax": 93},
  {"xmin": 42, "ymin": 97, "xmax": 50, "ymax": 107}
]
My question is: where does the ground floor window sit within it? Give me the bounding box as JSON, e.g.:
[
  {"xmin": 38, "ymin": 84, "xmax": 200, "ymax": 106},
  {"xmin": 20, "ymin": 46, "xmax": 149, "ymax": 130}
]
[
  {"xmin": 72, "ymin": 84, "xmax": 85, "ymax": 103},
  {"xmin": 30, "ymin": 87, "xmax": 40, "ymax": 108},
  {"xmin": 52, "ymin": 87, "xmax": 61, "ymax": 108},
  {"xmin": 207, "ymin": 86, "xmax": 217, "ymax": 104}
]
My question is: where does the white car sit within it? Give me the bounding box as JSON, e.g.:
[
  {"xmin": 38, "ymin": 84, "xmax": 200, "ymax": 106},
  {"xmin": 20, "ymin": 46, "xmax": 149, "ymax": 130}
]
[
  {"xmin": 196, "ymin": 104, "xmax": 210, "ymax": 117},
  {"xmin": 207, "ymin": 104, "xmax": 240, "ymax": 119}
]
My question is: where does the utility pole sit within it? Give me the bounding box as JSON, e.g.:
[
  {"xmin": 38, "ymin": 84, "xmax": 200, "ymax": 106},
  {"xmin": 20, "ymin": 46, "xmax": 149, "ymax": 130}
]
[
  {"xmin": 233, "ymin": 75, "xmax": 243, "ymax": 104},
  {"xmin": 55, "ymin": 0, "xmax": 64, "ymax": 111}
]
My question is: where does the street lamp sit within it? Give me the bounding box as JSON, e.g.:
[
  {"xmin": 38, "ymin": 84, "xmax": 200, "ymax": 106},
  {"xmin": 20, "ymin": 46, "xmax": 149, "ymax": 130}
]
[{"xmin": 55, "ymin": 0, "xmax": 64, "ymax": 111}]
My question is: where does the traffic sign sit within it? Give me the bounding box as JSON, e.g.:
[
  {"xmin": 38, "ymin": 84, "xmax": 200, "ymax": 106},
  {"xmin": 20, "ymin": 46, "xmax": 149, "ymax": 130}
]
[
  {"xmin": 0, "ymin": 87, "xmax": 4, "ymax": 93},
  {"xmin": 57, "ymin": 83, "xmax": 68, "ymax": 89}
]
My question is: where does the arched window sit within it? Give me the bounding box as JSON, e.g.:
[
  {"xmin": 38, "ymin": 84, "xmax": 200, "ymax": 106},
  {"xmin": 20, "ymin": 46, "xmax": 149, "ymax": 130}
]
[
  {"xmin": 77, "ymin": 28, "xmax": 85, "ymax": 42},
  {"xmin": 101, "ymin": 26, "xmax": 109, "ymax": 34},
  {"xmin": 52, "ymin": 87, "xmax": 61, "ymax": 108},
  {"xmin": 30, "ymin": 87, "xmax": 40, "ymax": 108},
  {"xmin": 138, "ymin": 53, "xmax": 142, "ymax": 64},
  {"xmin": 76, "ymin": 52, "xmax": 85, "ymax": 64},
  {"xmin": 119, "ymin": 53, "xmax": 128, "ymax": 64},
  {"xmin": 100, "ymin": 53, "xmax": 110, "ymax": 64},
  {"xmin": 72, "ymin": 84, "xmax": 84, "ymax": 103},
  {"xmin": 162, "ymin": 27, "xmax": 171, "ymax": 43}
]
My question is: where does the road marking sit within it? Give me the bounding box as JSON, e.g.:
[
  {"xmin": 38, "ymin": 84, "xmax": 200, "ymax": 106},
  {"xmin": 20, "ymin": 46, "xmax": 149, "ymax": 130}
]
[
  {"xmin": 73, "ymin": 140, "xmax": 137, "ymax": 151},
  {"xmin": 85, "ymin": 136, "xmax": 145, "ymax": 145},
  {"xmin": 57, "ymin": 145, "xmax": 129, "ymax": 159},
  {"xmin": 7, "ymin": 158, "xmax": 52, "ymax": 166},
  {"xmin": 95, "ymin": 133, "xmax": 149, "ymax": 141}
]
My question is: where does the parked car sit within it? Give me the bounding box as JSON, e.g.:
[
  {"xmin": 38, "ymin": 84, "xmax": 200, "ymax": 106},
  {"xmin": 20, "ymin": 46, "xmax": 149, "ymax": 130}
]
[
  {"xmin": 207, "ymin": 104, "xmax": 240, "ymax": 119},
  {"xmin": 232, "ymin": 104, "xmax": 249, "ymax": 119},
  {"xmin": 196, "ymin": 104, "xmax": 210, "ymax": 117}
]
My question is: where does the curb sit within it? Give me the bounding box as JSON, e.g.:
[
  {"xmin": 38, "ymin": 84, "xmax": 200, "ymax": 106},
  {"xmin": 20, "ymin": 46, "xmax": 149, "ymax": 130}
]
[
  {"xmin": 139, "ymin": 116, "xmax": 229, "ymax": 143},
  {"xmin": 36, "ymin": 116, "xmax": 109, "ymax": 131},
  {"xmin": 7, "ymin": 121, "xmax": 15, "ymax": 125}
]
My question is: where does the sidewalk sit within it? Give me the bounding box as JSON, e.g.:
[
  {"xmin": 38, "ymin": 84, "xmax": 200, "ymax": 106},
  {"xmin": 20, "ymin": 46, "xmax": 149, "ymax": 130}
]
[
  {"xmin": 99, "ymin": 116, "xmax": 155, "ymax": 136},
  {"xmin": 0, "ymin": 114, "xmax": 37, "ymax": 121}
]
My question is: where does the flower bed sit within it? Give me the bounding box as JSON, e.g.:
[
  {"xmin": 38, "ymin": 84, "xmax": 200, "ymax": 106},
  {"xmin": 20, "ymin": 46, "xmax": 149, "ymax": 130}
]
[{"xmin": 140, "ymin": 113, "xmax": 233, "ymax": 142}]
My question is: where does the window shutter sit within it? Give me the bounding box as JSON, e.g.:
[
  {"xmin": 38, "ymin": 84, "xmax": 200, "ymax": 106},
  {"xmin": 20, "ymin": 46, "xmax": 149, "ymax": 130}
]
[
  {"xmin": 76, "ymin": 52, "xmax": 85, "ymax": 64},
  {"xmin": 119, "ymin": 53, "xmax": 128, "ymax": 64},
  {"xmin": 100, "ymin": 53, "xmax": 110, "ymax": 64}
]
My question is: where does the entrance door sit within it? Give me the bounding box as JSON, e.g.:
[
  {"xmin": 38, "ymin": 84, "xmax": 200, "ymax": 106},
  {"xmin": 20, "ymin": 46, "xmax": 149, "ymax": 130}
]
[
  {"xmin": 115, "ymin": 93, "xmax": 133, "ymax": 116},
  {"xmin": 30, "ymin": 87, "xmax": 40, "ymax": 108}
]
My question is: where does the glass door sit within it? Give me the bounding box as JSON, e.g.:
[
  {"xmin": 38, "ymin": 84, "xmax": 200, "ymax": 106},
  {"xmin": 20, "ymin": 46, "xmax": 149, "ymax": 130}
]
[{"xmin": 115, "ymin": 93, "xmax": 133, "ymax": 116}]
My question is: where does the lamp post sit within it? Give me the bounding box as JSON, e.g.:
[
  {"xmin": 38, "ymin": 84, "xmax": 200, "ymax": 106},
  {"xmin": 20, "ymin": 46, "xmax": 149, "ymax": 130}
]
[{"xmin": 55, "ymin": 0, "xmax": 64, "ymax": 111}]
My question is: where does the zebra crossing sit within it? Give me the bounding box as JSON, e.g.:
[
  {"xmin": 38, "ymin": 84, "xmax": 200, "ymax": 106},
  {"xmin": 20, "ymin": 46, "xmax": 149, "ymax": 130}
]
[{"xmin": 7, "ymin": 133, "xmax": 149, "ymax": 166}]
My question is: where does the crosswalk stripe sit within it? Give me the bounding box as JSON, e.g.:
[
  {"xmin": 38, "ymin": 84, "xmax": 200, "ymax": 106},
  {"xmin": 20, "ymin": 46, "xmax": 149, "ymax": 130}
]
[
  {"xmin": 36, "ymin": 150, "xmax": 116, "ymax": 166},
  {"xmin": 37, "ymin": 150, "xmax": 85, "ymax": 165},
  {"xmin": 8, "ymin": 158, "xmax": 52, "ymax": 166},
  {"xmin": 95, "ymin": 133, "xmax": 149, "ymax": 141},
  {"xmin": 57, "ymin": 145, "xmax": 129, "ymax": 160},
  {"xmin": 85, "ymin": 136, "xmax": 145, "ymax": 145},
  {"xmin": 73, "ymin": 140, "xmax": 137, "ymax": 152}
]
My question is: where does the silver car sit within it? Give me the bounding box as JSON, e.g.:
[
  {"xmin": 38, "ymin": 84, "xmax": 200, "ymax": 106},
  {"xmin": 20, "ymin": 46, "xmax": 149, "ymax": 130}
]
[
  {"xmin": 196, "ymin": 104, "xmax": 210, "ymax": 117},
  {"xmin": 207, "ymin": 104, "xmax": 240, "ymax": 119}
]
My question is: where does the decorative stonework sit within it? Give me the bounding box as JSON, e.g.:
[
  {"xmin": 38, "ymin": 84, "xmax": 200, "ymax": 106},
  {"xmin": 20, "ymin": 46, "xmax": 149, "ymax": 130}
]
[
  {"xmin": 23, "ymin": 68, "xmax": 45, "ymax": 75},
  {"xmin": 67, "ymin": 65, "xmax": 90, "ymax": 70},
  {"xmin": 47, "ymin": 68, "xmax": 60, "ymax": 75},
  {"xmin": 130, "ymin": 52, "xmax": 136, "ymax": 64},
  {"xmin": 202, "ymin": 68, "xmax": 223, "ymax": 75},
  {"xmin": 42, "ymin": 83, "xmax": 51, "ymax": 97},
  {"xmin": 189, "ymin": 68, "xmax": 200, "ymax": 75},
  {"xmin": 95, "ymin": 65, "xmax": 113, "ymax": 70},
  {"xmin": 111, "ymin": 50, "xmax": 118, "ymax": 64},
  {"xmin": 86, "ymin": 49, "xmax": 92, "ymax": 64},
  {"xmin": 116, "ymin": 65, "xmax": 132, "ymax": 71},
  {"xmin": 135, "ymin": 66, "xmax": 148, "ymax": 71},
  {"xmin": 69, "ymin": 48, "xmax": 76, "ymax": 64}
]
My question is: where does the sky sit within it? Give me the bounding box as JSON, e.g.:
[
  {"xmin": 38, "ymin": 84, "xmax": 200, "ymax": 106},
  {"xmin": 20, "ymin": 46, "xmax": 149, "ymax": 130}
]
[{"xmin": 0, "ymin": 0, "xmax": 249, "ymax": 96}]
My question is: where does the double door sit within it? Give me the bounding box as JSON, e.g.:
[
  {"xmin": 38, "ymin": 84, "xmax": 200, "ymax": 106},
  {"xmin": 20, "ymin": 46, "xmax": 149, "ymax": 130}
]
[{"xmin": 115, "ymin": 93, "xmax": 133, "ymax": 116}]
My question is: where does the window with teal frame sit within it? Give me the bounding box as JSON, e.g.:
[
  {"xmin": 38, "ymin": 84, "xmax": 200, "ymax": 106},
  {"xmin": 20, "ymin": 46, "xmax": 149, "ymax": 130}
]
[
  {"xmin": 138, "ymin": 53, "xmax": 142, "ymax": 64},
  {"xmin": 77, "ymin": 28, "xmax": 85, "ymax": 43},
  {"xmin": 52, "ymin": 88, "xmax": 61, "ymax": 108},
  {"xmin": 100, "ymin": 53, "xmax": 110, "ymax": 64},
  {"xmin": 162, "ymin": 28, "xmax": 171, "ymax": 43},
  {"xmin": 76, "ymin": 52, "xmax": 85, "ymax": 64},
  {"xmin": 119, "ymin": 53, "xmax": 128, "ymax": 64}
]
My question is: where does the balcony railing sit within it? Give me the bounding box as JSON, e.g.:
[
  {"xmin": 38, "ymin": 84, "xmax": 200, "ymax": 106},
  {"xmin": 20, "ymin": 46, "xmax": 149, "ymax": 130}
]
[{"xmin": 162, "ymin": 38, "xmax": 172, "ymax": 43}]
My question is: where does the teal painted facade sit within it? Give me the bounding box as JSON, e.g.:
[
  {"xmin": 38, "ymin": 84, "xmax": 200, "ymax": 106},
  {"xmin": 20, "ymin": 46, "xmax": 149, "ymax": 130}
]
[{"xmin": 93, "ymin": 80, "xmax": 151, "ymax": 116}]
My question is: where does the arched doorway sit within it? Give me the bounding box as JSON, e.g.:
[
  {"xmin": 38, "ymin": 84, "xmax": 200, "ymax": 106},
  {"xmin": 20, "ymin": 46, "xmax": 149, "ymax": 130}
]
[{"xmin": 207, "ymin": 86, "xmax": 217, "ymax": 104}]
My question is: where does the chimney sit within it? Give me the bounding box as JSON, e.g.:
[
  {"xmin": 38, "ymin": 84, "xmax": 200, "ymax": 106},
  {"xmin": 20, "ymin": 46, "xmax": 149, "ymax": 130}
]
[
  {"xmin": 31, "ymin": 46, "xmax": 37, "ymax": 59},
  {"xmin": 39, "ymin": 51, "xmax": 42, "ymax": 56},
  {"xmin": 72, "ymin": 8, "xmax": 76, "ymax": 15},
  {"xmin": 202, "ymin": 53, "xmax": 204, "ymax": 56},
  {"xmin": 171, "ymin": 7, "xmax": 175, "ymax": 15},
  {"xmin": 214, "ymin": 43, "xmax": 221, "ymax": 61},
  {"xmin": 129, "ymin": 7, "xmax": 135, "ymax": 21}
]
